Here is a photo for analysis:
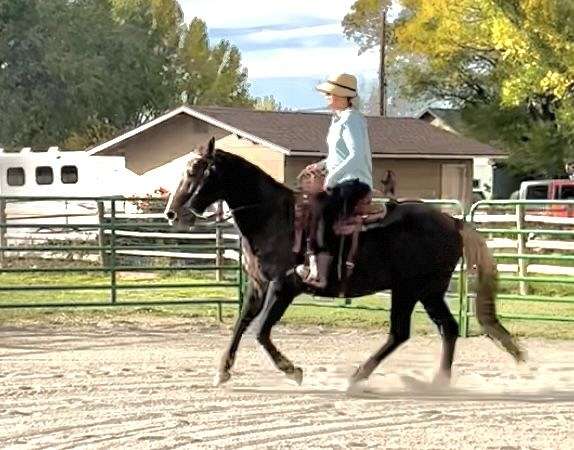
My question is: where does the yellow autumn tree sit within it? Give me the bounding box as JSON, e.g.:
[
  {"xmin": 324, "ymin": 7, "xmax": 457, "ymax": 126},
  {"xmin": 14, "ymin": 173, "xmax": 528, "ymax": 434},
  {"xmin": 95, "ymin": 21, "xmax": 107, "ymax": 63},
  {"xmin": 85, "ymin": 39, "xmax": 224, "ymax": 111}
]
[
  {"xmin": 345, "ymin": 0, "xmax": 574, "ymax": 176},
  {"xmin": 395, "ymin": 0, "xmax": 574, "ymax": 107}
]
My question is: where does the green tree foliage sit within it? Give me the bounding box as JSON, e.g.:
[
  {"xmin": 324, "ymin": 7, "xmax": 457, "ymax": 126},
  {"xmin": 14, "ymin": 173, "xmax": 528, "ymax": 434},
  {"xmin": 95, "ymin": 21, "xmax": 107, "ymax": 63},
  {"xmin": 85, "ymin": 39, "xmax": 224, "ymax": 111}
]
[
  {"xmin": 254, "ymin": 95, "xmax": 284, "ymax": 111},
  {"xmin": 0, "ymin": 0, "xmax": 253, "ymax": 148},
  {"xmin": 343, "ymin": 0, "xmax": 574, "ymax": 177},
  {"xmin": 178, "ymin": 19, "xmax": 253, "ymax": 107},
  {"xmin": 343, "ymin": 0, "xmax": 392, "ymax": 53}
]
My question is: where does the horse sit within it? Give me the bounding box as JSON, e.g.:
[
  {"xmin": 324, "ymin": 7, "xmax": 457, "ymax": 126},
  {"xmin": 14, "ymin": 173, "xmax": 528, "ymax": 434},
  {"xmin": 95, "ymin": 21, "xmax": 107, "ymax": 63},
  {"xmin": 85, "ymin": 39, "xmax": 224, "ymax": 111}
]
[
  {"xmin": 165, "ymin": 137, "xmax": 524, "ymax": 388},
  {"xmin": 381, "ymin": 169, "xmax": 397, "ymax": 197}
]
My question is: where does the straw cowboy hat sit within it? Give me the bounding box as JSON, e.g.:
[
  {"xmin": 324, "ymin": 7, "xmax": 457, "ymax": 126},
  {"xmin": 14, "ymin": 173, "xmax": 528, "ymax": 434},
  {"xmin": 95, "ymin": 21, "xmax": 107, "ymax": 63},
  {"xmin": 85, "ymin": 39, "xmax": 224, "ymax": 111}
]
[{"xmin": 316, "ymin": 73, "xmax": 358, "ymax": 98}]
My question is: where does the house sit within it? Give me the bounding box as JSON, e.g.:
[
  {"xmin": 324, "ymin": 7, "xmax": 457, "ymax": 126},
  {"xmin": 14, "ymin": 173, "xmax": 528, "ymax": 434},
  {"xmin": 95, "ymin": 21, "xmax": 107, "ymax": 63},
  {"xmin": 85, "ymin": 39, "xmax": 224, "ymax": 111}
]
[
  {"xmin": 417, "ymin": 108, "xmax": 509, "ymax": 197},
  {"xmin": 88, "ymin": 105, "xmax": 506, "ymax": 206},
  {"xmin": 418, "ymin": 108, "xmax": 467, "ymax": 135}
]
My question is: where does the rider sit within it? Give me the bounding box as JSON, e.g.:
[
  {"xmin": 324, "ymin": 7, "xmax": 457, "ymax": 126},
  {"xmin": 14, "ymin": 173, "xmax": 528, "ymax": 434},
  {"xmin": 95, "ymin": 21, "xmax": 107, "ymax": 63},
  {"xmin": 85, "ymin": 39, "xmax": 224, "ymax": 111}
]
[{"xmin": 296, "ymin": 73, "xmax": 373, "ymax": 288}]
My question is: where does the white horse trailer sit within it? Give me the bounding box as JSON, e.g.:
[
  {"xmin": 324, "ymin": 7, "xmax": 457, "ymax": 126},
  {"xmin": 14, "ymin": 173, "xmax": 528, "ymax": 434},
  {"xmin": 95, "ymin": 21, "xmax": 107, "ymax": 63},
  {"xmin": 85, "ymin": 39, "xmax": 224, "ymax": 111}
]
[
  {"xmin": 0, "ymin": 147, "xmax": 168, "ymax": 220},
  {"xmin": 0, "ymin": 147, "xmax": 209, "ymax": 219}
]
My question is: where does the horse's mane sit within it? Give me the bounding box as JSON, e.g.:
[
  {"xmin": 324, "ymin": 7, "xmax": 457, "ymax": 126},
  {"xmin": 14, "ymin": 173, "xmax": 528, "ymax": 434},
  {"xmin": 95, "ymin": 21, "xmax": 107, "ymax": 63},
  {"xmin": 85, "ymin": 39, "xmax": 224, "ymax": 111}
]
[{"xmin": 214, "ymin": 149, "xmax": 294, "ymax": 197}]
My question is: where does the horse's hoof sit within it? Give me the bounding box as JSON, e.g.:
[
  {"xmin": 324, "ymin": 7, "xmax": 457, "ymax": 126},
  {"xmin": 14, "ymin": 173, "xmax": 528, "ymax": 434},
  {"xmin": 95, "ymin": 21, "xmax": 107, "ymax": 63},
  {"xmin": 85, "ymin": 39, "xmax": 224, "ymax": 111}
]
[
  {"xmin": 346, "ymin": 378, "xmax": 367, "ymax": 393},
  {"xmin": 432, "ymin": 371, "xmax": 451, "ymax": 387},
  {"xmin": 347, "ymin": 376, "xmax": 368, "ymax": 393},
  {"xmin": 515, "ymin": 348, "xmax": 527, "ymax": 364},
  {"xmin": 213, "ymin": 371, "xmax": 231, "ymax": 387},
  {"xmin": 348, "ymin": 366, "xmax": 368, "ymax": 386},
  {"xmin": 287, "ymin": 367, "xmax": 303, "ymax": 385}
]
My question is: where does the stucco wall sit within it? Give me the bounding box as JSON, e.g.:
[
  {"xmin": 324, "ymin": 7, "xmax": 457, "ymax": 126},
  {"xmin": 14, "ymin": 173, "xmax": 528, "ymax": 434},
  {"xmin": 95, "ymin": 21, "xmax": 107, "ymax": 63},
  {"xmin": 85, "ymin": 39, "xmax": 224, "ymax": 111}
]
[
  {"xmin": 216, "ymin": 135, "xmax": 285, "ymax": 182},
  {"xmin": 100, "ymin": 114, "xmax": 227, "ymax": 175},
  {"xmin": 285, "ymin": 156, "xmax": 472, "ymax": 205}
]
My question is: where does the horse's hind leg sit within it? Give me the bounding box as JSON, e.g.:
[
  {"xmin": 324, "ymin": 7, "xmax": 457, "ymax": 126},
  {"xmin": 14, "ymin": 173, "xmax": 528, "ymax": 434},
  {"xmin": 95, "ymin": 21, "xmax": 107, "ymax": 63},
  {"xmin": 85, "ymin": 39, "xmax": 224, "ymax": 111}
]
[
  {"xmin": 256, "ymin": 280, "xmax": 302, "ymax": 384},
  {"xmin": 349, "ymin": 287, "xmax": 417, "ymax": 386},
  {"xmin": 216, "ymin": 280, "xmax": 266, "ymax": 386},
  {"xmin": 420, "ymin": 279, "xmax": 459, "ymax": 384}
]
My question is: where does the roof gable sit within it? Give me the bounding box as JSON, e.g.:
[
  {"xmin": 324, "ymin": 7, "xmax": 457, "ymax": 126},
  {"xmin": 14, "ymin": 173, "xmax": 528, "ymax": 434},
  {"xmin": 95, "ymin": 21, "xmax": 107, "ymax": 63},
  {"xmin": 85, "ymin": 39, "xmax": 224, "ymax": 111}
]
[{"xmin": 88, "ymin": 105, "xmax": 505, "ymax": 158}]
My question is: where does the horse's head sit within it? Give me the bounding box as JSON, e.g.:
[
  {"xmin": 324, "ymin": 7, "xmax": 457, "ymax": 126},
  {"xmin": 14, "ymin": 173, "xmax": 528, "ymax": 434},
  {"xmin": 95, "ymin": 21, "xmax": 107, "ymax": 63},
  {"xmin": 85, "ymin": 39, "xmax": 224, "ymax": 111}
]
[{"xmin": 164, "ymin": 137, "xmax": 224, "ymax": 229}]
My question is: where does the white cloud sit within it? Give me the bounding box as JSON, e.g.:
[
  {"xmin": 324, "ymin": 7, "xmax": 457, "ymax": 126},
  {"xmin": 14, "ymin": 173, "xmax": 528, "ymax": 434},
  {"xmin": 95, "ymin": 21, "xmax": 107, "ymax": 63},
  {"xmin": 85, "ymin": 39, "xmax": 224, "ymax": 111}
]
[
  {"xmin": 178, "ymin": 0, "xmax": 356, "ymax": 28},
  {"xmin": 243, "ymin": 23, "xmax": 343, "ymax": 43},
  {"xmin": 243, "ymin": 46, "xmax": 379, "ymax": 79},
  {"xmin": 177, "ymin": 0, "xmax": 391, "ymax": 102}
]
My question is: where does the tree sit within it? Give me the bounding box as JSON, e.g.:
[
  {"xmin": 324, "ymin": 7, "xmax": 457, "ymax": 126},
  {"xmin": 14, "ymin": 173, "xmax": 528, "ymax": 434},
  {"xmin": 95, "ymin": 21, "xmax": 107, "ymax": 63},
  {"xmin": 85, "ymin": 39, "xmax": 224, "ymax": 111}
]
[
  {"xmin": 177, "ymin": 18, "xmax": 253, "ymax": 108},
  {"xmin": 0, "ymin": 1, "xmax": 254, "ymax": 148},
  {"xmin": 343, "ymin": 0, "xmax": 392, "ymax": 53},
  {"xmin": 0, "ymin": 0, "xmax": 176, "ymax": 147},
  {"xmin": 357, "ymin": 69, "xmax": 427, "ymax": 116},
  {"xmin": 254, "ymin": 95, "xmax": 283, "ymax": 111},
  {"xmin": 344, "ymin": 0, "xmax": 574, "ymax": 177},
  {"xmin": 112, "ymin": 0, "xmax": 185, "ymax": 49}
]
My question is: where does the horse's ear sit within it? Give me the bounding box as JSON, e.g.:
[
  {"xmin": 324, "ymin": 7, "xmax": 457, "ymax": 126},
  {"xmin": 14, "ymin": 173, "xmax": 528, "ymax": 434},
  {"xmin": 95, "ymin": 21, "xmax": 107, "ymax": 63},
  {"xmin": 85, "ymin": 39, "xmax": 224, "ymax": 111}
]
[
  {"xmin": 196, "ymin": 137, "xmax": 215, "ymax": 159},
  {"xmin": 204, "ymin": 137, "xmax": 215, "ymax": 160}
]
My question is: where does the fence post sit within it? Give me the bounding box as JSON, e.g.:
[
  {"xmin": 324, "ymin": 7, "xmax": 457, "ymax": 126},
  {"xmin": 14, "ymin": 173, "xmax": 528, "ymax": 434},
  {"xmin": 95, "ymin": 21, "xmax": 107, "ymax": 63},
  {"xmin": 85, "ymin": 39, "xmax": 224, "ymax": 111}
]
[
  {"xmin": 0, "ymin": 199, "xmax": 6, "ymax": 268},
  {"xmin": 97, "ymin": 201, "xmax": 108, "ymax": 268},
  {"xmin": 458, "ymin": 200, "xmax": 469, "ymax": 337},
  {"xmin": 110, "ymin": 200, "xmax": 117, "ymax": 304},
  {"xmin": 238, "ymin": 237, "xmax": 244, "ymax": 313},
  {"xmin": 458, "ymin": 255, "xmax": 469, "ymax": 337},
  {"xmin": 515, "ymin": 203, "xmax": 529, "ymax": 295},
  {"xmin": 215, "ymin": 201, "xmax": 223, "ymax": 281}
]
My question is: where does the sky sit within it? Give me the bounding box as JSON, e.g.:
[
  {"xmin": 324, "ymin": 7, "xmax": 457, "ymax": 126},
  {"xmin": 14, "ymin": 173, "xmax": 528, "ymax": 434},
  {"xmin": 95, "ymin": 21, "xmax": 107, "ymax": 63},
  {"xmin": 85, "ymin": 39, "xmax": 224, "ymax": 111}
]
[{"xmin": 177, "ymin": 0, "xmax": 395, "ymax": 110}]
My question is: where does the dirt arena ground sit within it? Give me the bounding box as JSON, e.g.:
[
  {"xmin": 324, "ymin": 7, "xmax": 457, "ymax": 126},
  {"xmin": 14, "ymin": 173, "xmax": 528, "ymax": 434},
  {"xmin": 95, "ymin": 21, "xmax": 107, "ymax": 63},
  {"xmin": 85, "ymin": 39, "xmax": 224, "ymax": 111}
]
[{"xmin": 1, "ymin": 320, "xmax": 573, "ymax": 449}]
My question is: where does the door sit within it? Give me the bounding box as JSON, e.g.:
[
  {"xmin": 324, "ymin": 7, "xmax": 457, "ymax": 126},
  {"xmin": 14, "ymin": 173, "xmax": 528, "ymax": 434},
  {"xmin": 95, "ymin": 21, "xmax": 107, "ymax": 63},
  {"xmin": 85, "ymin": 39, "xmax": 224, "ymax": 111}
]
[{"xmin": 441, "ymin": 164, "xmax": 467, "ymax": 202}]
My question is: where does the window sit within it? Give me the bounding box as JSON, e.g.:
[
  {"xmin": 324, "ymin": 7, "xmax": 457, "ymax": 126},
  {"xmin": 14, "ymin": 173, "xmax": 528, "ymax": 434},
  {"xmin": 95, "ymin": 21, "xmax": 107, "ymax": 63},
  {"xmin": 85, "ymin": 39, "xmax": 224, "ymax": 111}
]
[
  {"xmin": 35, "ymin": 166, "xmax": 53, "ymax": 185},
  {"xmin": 525, "ymin": 185, "xmax": 548, "ymax": 199},
  {"xmin": 61, "ymin": 165, "xmax": 78, "ymax": 184},
  {"xmin": 559, "ymin": 185, "xmax": 574, "ymax": 200},
  {"xmin": 7, "ymin": 167, "xmax": 25, "ymax": 186}
]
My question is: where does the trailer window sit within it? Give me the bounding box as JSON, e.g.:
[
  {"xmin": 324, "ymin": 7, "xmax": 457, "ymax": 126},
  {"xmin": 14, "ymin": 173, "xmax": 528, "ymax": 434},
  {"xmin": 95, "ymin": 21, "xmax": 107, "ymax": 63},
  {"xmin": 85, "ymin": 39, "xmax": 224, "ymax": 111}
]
[
  {"xmin": 525, "ymin": 185, "xmax": 548, "ymax": 199},
  {"xmin": 36, "ymin": 166, "xmax": 54, "ymax": 185},
  {"xmin": 7, "ymin": 167, "xmax": 25, "ymax": 186},
  {"xmin": 61, "ymin": 165, "xmax": 78, "ymax": 184},
  {"xmin": 559, "ymin": 185, "xmax": 574, "ymax": 200}
]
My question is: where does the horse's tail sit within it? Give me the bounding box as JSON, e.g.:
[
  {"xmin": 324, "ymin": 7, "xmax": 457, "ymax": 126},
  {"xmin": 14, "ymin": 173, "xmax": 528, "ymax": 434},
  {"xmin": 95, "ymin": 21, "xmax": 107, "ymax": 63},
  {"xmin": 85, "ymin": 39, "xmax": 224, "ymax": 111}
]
[{"xmin": 459, "ymin": 223, "xmax": 526, "ymax": 362}]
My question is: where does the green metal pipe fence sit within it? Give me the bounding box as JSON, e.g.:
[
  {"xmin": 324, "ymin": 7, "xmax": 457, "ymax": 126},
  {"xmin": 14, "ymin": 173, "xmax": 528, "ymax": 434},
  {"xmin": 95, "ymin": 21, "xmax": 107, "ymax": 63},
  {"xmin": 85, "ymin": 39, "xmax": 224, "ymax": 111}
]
[
  {"xmin": 0, "ymin": 196, "xmax": 243, "ymax": 321},
  {"xmin": 1, "ymin": 196, "xmax": 573, "ymax": 334},
  {"xmin": 459, "ymin": 199, "xmax": 574, "ymax": 336}
]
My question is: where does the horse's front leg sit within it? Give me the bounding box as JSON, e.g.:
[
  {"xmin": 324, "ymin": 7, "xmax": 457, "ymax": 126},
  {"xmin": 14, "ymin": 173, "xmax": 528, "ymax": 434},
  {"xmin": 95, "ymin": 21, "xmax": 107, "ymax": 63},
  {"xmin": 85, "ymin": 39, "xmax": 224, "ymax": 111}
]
[
  {"xmin": 215, "ymin": 279, "xmax": 267, "ymax": 386},
  {"xmin": 256, "ymin": 279, "xmax": 301, "ymax": 384}
]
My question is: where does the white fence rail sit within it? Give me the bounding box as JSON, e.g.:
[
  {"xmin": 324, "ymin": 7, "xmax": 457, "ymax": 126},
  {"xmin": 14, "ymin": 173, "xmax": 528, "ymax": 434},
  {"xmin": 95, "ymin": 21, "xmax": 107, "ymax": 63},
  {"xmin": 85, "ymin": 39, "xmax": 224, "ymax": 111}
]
[{"xmin": 2, "ymin": 198, "xmax": 573, "ymax": 276}]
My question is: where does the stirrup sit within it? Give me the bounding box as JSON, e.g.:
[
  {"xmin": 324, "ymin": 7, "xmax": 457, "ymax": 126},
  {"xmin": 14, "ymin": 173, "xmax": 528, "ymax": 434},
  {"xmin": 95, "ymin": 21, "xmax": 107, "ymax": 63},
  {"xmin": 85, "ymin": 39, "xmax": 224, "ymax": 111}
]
[
  {"xmin": 302, "ymin": 274, "xmax": 328, "ymax": 289},
  {"xmin": 295, "ymin": 263, "xmax": 328, "ymax": 288},
  {"xmin": 295, "ymin": 264, "xmax": 310, "ymax": 279},
  {"xmin": 345, "ymin": 261, "xmax": 355, "ymax": 277}
]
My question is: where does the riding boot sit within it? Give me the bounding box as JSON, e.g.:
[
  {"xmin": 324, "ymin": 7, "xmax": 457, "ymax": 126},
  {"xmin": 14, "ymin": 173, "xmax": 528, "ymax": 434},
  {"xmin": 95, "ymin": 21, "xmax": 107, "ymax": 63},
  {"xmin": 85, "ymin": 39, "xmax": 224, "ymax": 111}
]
[
  {"xmin": 295, "ymin": 253, "xmax": 313, "ymax": 280},
  {"xmin": 302, "ymin": 252, "xmax": 332, "ymax": 289}
]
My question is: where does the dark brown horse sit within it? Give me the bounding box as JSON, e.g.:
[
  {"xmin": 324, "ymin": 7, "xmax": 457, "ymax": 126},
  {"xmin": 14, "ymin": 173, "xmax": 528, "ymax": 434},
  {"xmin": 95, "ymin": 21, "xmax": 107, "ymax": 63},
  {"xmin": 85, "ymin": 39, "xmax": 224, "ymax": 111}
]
[{"xmin": 165, "ymin": 138, "xmax": 524, "ymax": 388}]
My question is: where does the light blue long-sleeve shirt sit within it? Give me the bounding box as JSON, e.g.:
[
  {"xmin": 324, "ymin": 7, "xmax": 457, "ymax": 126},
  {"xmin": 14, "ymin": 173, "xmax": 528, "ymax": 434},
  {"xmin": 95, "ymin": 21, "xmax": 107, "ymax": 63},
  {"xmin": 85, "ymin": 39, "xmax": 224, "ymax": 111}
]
[{"xmin": 323, "ymin": 108, "xmax": 373, "ymax": 189}]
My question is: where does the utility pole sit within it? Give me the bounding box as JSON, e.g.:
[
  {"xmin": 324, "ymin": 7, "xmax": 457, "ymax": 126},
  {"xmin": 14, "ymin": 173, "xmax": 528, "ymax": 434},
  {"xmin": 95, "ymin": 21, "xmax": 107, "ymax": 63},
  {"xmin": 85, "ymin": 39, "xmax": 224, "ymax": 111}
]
[{"xmin": 379, "ymin": 8, "xmax": 387, "ymax": 117}]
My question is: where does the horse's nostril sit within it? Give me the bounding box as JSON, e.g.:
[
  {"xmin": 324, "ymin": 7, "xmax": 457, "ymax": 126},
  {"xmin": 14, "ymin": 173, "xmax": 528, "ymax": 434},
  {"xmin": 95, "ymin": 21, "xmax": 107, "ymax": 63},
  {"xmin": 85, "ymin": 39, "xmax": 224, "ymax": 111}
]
[{"xmin": 166, "ymin": 210, "xmax": 177, "ymax": 220}]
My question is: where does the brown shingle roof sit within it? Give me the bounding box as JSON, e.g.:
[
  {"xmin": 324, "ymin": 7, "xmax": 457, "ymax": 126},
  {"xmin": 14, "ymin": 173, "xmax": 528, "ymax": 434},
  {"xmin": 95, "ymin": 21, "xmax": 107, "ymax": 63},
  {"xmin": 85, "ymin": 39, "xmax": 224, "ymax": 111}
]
[{"xmin": 196, "ymin": 106, "xmax": 505, "ymax": 157}]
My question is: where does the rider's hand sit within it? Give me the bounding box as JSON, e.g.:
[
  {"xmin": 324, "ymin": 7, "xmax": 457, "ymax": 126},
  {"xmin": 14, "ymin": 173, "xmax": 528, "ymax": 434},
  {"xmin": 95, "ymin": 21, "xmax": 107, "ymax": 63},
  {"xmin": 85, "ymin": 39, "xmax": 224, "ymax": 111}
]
[{"xmin": 305, "ymin": 163, "xmax": 318, "ymax": 173}]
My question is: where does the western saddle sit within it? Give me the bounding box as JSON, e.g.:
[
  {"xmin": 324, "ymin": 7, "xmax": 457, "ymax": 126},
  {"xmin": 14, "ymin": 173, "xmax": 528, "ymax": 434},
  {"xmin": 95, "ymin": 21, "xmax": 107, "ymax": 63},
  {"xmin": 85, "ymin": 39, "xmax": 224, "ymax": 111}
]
[{"xmin": 293, "ymin": 167, "xmax": 388, "ymax": 283}]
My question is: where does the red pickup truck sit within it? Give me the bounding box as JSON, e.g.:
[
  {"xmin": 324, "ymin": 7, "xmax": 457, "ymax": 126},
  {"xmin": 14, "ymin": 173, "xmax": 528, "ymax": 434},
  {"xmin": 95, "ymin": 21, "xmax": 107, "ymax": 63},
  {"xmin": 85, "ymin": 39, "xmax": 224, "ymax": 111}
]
[{"xmin": 517, "ymin": 179, "xmax": 574, "ymax": 217}]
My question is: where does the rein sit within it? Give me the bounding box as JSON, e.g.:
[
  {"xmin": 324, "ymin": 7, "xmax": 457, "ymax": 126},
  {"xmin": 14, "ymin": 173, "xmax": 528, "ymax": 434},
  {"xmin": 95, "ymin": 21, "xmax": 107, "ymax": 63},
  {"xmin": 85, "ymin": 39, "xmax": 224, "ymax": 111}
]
[
  {"xmin": 190, "ymin": 199, "xmax": 280, "ymax": 227},
  {"xmin": 230, "ymin": 199, "xmax": 278, "ymax": 216}
]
